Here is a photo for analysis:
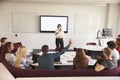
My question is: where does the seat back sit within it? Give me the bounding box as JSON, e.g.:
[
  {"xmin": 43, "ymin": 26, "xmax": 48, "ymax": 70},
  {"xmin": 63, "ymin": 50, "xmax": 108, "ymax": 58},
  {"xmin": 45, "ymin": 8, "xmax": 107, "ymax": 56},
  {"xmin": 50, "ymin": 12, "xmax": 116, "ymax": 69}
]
[
  {"xmin": 2, "ymin": 60, "xmax": 66, "ymax": 78},
  {"xmin": 86, "ymin": 42, "xmax": 97, "ymax": 45},
  {"xmin": 66, "ymin": 69, "xmax": 118, "ymax": 76},
  {"xmin": 0, "ymin": 47, "xmax": 1, "ymax": 53},
  {"xmin": 12, "ymin": 42, "xmax": 22, "ymax": 53}
]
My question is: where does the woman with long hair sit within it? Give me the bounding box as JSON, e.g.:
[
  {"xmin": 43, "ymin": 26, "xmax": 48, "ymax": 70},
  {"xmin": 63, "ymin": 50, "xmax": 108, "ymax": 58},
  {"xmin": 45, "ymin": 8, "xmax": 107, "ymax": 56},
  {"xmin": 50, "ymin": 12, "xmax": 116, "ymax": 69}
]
[
  {"xmin": 15, "ymin": 46, "xmax": 31, "ymax": 69},
  {"xmin": 73, "ymin": 48, "xmax": 89, "ymax": 69},
  {"xmin": 2, "ymin": 42, "xmax": 16, "ymax": 66}
]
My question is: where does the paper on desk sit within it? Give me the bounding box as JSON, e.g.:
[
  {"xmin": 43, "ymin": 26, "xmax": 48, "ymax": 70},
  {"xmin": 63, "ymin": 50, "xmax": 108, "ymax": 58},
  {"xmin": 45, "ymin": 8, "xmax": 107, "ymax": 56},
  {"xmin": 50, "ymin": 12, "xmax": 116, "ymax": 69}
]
[
  {"xmin": 60, "ymin": 57, "xmax": 68, "ymax": 64},
  {"xmin": 86, "ymin": 56, "xmax": 97, "ymax": 65},
  {"xmin": 26, "ymin": 48, "xmax": 33, "ymax": 55}
]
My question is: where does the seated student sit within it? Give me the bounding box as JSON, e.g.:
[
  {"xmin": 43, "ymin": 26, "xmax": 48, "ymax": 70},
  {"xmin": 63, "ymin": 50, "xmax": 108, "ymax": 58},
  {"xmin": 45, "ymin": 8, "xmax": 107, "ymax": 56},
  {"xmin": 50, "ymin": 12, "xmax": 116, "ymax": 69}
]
[
  {"xmin": 95, "ymin": 48, "xmax": 118, "ymax": 72},
  {"xmin": 37, "ymin": 39, "xmax": 72, "ymax": 69},
  {"xmin": 0, "ymin": 37, "xmax": 7, "ymax": 47},
  {"xmin": 116, "ymin": 38, "xmax": 120, "ymax": 54},
  {"xmin": 73, "ymin": 48, "xmax": 89, "ymax": 69},
  {"xmin": 3, "ymin": 42, "xmax": 16, "ymax": 66},
  {"xmin": 15, "ymin": 46, "xmax": 31, "ymax": 69},
  {"xmin": 0, "ymin": 37, "xmax": 7, "ymax": 53},
  {"xmin": 118, "ymin": 34, "xmax": 120, "ymax": 38},
  {"xmin": 107, "ymin": 41, "xmax": 120, "ymax": 60}
]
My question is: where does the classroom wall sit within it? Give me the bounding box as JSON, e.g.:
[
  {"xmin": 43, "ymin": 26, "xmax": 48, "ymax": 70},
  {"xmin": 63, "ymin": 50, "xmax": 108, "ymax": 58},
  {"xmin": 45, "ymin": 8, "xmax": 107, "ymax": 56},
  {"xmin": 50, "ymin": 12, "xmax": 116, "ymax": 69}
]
[
  {"xmin": 116, "ymin": 4, "xmax": 120, "ymax": 35},
  {"xmin": 106, "ymin": 4, "xmax": 120, "ymax": 37},
  {"xmin": 0, "ymin": 1, "xmax": 119, "ymax": 49},
  {"xmin": 0, "ymin": 5, "xmax": 4, "ymax": 39}
]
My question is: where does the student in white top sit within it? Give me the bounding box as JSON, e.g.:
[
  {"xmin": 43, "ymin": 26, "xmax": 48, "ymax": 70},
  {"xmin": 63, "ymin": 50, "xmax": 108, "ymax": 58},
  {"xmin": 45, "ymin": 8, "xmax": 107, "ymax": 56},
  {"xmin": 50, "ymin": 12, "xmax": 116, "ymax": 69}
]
[
  {"xmin": 4, "ymin": 42, "xmax": 16, "ymax": 66},
  {"xmin": 107, "ymin": 41, "xmax": 120, "ymax": 60},
  {"xmin": 15, "ymin": 46, "xmax": 31, "ymax": 69},
  {"xmin": 55, "ymin": 24, "xmax": 64, "ymax": 49}
]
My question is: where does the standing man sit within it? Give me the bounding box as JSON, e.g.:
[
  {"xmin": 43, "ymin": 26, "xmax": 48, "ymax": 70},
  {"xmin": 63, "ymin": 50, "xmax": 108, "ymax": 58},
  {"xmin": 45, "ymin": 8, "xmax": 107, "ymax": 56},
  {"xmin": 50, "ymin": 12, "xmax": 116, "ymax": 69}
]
[{"xmin": 55, "ymin": 24, "xmax": 64, "ymax": 49}]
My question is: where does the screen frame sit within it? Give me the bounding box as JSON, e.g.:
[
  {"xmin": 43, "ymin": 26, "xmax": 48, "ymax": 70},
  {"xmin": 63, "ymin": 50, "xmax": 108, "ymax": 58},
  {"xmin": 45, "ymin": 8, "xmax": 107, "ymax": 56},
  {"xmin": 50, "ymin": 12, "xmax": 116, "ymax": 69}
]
[{"xmin": 40, "ymin": 15, "xmax": 68, "ymax": 33}]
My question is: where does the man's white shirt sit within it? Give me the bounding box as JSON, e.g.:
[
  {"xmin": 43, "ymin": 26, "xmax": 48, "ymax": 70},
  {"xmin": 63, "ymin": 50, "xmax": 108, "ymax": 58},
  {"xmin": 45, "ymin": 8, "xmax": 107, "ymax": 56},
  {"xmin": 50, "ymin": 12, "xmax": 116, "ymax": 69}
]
[{"xmin": 55, "ymin": 29, "xmax": 64, "ymax": 38}]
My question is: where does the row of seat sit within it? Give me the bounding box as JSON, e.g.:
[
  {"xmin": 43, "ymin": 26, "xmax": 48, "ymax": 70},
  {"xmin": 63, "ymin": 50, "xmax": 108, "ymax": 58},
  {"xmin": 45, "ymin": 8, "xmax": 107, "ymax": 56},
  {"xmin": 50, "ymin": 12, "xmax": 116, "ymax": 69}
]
[
  {"xmin": 0, "ymin": 42, "xmax": 120, "ymax": 78},
  {"xmin": 1, "ymin": 60, "xmax": 120, "ymax": 78}
]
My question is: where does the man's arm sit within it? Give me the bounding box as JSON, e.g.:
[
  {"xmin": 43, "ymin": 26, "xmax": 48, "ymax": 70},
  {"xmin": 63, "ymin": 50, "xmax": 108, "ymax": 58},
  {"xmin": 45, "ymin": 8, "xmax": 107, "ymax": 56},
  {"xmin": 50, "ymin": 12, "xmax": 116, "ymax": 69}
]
[
  {"xmin": 52, "ymin": 45, "xmax": 70, "ymax": 59},
  {"xmin": 95, "ymin": 63, "xmax": 105, "ymax": 72},
  {"xmin": 52, "ymin": 39, "xmax": 72, "ymax": 59},
  {"xmin": 55, "ymin": 30, "xmax": 59, "ymax": 35}
]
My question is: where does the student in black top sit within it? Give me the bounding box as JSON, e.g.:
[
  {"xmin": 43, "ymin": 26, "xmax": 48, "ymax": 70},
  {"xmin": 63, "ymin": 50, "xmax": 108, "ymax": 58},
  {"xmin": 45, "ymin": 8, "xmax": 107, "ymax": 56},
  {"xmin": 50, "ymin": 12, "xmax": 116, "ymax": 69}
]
[
  {"xmin": 0, "ymin": 37, "xmax": 8, "ymax": 55},
  {"xmin": 0, "ymin": 37, "xmax": 7, "ymax": 48}
]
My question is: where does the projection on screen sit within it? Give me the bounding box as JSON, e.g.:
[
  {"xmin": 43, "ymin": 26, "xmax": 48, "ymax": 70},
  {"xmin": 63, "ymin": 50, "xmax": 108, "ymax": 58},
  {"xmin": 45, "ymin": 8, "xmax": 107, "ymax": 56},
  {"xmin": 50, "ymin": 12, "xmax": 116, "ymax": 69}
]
[{"xmin": 40, "ymin": 15, "xmax": 68, "ymax": 33}]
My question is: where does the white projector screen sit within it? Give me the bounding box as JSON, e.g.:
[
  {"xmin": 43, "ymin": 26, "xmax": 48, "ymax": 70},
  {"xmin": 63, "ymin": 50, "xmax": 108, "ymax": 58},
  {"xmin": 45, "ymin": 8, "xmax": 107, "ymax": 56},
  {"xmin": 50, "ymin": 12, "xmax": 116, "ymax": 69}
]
[{"xmin": 40, "ymin": 15, "xmax": 68, "ymax": 33}]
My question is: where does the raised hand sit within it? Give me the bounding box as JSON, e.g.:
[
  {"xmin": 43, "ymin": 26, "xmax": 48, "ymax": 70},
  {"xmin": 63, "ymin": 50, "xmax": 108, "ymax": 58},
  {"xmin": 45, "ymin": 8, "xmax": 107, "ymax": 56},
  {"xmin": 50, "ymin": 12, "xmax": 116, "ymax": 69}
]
[{"xmin": 68, "ymin": 39, "xmax": 72, "ymax": 46}]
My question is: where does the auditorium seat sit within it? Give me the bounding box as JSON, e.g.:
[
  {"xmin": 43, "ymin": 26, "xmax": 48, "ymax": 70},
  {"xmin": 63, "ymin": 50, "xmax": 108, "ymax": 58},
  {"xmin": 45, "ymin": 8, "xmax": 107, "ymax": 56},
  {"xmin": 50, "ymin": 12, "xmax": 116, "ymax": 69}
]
[
  {"xmin": 1, "ymin": 60, "xmax": 120, "ymax": 78},
  {"xmin": 86, "ymin": 42, "xmax": 97, "ymax": 45},
  {"xmin": 12, "ymin": 42, "xmax": 22, "ymax": 53},
  {"xmin": 2, "ymin": 60, "xmax": 66, "ymax": 78}
]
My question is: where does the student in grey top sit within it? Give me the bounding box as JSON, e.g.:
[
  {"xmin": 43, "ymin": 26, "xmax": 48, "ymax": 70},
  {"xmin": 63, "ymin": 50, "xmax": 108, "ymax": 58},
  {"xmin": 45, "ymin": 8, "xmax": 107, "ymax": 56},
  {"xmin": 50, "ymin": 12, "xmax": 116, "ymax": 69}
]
[
  {"xmin": 95, "ymin": 48, "xmax": 117, "ymax": 72},
  {"xmin": 37, "ymin": 39, "xmax": 72, "ymax": 69},
  {"xmin": 0, "ymin": 37, "xmax": 7, "ymax": 48}
]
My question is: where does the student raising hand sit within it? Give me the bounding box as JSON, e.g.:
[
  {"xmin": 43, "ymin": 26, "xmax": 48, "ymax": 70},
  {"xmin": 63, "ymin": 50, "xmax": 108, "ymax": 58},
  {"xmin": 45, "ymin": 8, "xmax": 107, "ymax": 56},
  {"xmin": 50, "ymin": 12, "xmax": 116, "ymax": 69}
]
[{"xmin": 68, "ymin": 39, "xmax": 72, "ymax": 46}]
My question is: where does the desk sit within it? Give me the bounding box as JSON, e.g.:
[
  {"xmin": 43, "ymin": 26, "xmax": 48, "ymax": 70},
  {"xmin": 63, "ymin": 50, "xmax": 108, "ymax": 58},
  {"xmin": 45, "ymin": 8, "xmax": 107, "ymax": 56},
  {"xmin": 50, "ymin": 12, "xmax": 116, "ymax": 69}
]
[
  {"xmin": 81, "ymin": 45, "xmax": 104, "ymax": 51},
  {"xmin": 30, "ymin": 52, "xmax": 97, "ymax": 67},
  {"xmin": 0, "ymin": 63, "xmax": 15, "ymax": 80}
]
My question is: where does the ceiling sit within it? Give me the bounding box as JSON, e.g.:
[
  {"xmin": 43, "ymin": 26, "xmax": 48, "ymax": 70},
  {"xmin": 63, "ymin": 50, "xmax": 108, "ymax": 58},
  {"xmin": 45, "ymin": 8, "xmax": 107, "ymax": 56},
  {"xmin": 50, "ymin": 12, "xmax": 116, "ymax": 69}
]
[{"xmin": 1, "ymin": 0, "xmax": 120, "ymax": 3}]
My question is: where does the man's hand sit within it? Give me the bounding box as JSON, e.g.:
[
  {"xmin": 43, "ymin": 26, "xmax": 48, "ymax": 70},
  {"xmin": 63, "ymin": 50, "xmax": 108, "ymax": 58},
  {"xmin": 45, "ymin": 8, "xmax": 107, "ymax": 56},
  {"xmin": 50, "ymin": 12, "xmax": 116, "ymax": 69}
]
[
  {"xmin": 68, "ymin": 39, "xmax": 72, "ymax": 46},
  {"xmin": 95, "ymin": 63, "xmax": 105, "ymax": 72},
  {"xmin": 55, "ymin": 30, "xmax": 59, "ymax": 35}
]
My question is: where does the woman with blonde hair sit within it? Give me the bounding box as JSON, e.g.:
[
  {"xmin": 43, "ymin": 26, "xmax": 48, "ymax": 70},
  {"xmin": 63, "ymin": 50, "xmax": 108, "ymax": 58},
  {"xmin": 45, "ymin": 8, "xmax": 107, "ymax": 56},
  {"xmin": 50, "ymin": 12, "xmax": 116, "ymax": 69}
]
[
  {"xmin": 73, "ymin": 48, "xmax": 89, "ymax": 69},
  {"xmin": 15, "ymin": 46, "xmax": 31, "ymax": 69}
]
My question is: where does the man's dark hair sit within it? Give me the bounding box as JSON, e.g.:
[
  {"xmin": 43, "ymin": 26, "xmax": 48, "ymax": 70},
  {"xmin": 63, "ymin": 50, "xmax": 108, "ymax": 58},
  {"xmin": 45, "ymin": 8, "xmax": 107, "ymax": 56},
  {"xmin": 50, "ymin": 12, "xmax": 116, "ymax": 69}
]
[
  {"xmin": 0, "ymin": 37, "xmax": 7, "ymax": 43},
  {"xmin": 41, "ymin": 45, "xmax": 49, "ymax": 53},
  {"xmin": 116, "ymin": 38, "xmax": 120, "ymax": 46},
  {"xmin": 116, "ymin": 38, "xmax": 120, "ymax": 42},
  {"xmin": 57, "ymin": 24, "xmax": 62, "ymax": 28},
  {"xmin": 107, "ymin": 41, "xmax": 116, "ymax": 50},
  {"xmin": 118, "ymin": 34, "xmax": 120, "ymax": 37}
]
